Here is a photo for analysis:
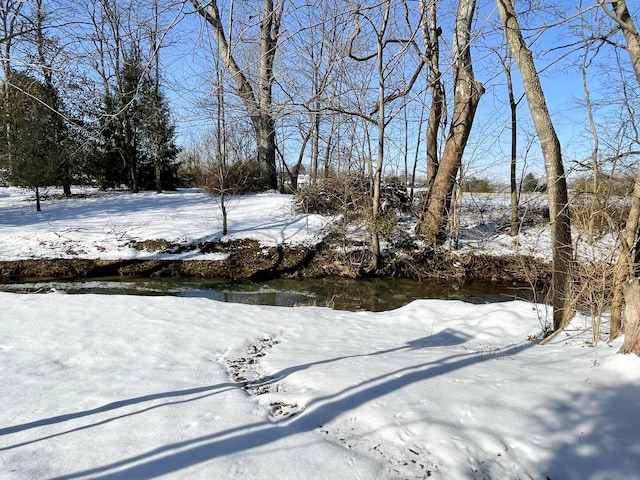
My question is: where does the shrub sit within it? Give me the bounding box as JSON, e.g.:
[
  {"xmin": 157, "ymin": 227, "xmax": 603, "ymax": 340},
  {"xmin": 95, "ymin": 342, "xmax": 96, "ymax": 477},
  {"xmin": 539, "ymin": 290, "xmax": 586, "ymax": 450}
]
[
  {"xmin": 294, "ymin": 174, "xmax": 371, "ymax": 217},
  {"xmin": 201, "ymin": 160, "xmax": 263, "ymax": 195},
  {"xmin": 177, "ymin": 163, "xmax": 204, "ymax": 188},
  {"xmin": 572, "ymin": 174, "xmax": 634, "ymax": 197},
  {"xmin": 462, "ymin": 176, "xmax": 495, "ymax": 193},
  {"xmin": 570, "ymin": 194, "xmax": 629, "ymax": 232}
]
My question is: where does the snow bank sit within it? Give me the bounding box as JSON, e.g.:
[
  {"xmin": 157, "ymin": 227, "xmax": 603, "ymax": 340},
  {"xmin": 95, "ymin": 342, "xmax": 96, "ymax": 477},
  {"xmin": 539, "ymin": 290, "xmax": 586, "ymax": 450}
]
[{"xmin": 1, "ymin": 292, "xmax": 639, "ymax": 479}]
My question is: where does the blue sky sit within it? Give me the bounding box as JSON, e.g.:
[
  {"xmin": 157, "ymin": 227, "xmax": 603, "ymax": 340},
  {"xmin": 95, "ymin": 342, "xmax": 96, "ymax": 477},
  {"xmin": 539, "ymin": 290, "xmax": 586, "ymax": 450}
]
[{"xmin": 159, "ymin": 1, "xmax": 635, "ymax": 185}]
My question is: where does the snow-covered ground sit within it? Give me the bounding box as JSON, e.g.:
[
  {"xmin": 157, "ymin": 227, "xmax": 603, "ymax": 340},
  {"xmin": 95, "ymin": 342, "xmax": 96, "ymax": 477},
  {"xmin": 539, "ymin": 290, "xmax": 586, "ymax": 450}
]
[
  {"xmin": 2, "ymin": 293, "xmax": 639, "ymax": 480},
  {"xmin": 452, "ymin": 192, "xmax": 619, "ymax": 263},
  {"xmin": 0, "ymin": 188, "xmax": 328, "ymax": 261},
  {"xmin": 0, "ymin": 186, "xmax": 617, "ymax": 263},
  {"xmin": 1, "ymin": 187, "xmax": 639, "ymax": 479}
]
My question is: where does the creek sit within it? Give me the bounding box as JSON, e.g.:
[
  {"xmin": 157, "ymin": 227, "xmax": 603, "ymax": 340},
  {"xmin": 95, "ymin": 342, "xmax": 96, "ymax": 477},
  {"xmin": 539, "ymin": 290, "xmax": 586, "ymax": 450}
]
[{"xmin": 0, "ymin": 276, "xmax": 540, "ymax": 312}]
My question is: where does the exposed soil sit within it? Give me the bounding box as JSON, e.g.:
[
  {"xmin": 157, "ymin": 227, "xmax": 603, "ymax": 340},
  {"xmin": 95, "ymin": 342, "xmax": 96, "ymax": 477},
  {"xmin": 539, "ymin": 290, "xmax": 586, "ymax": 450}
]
[{"xmin": 0, "ymin": 237, "xmax": 551, "ymax": 287}]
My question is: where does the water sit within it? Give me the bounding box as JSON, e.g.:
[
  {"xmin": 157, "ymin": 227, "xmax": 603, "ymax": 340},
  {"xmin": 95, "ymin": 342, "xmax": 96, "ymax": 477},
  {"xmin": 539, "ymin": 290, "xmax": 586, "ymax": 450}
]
[{"xmin": 0, "ymin": 276, "xmax": 539, "ymax": 312}]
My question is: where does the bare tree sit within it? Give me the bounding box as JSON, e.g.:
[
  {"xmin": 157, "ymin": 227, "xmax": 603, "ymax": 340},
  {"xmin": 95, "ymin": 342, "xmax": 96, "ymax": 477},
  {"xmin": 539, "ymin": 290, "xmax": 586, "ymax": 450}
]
[
  {"xmin": 419, "ymin": 0, "xmax": 444, "ymax": 189},
  {"xmin": 496, "ymin": 48, "xmax": 524, "ymax": 237},
  {"xmin": 0, "ymin": 0, "xmax": 25, "ymax": 80},
  {"xmin": 280, "ymin": 0, "xmax": 350, "ymax": 188},
  {"xmin": 346, "ymin": 0, "xmax": 392, "ymax": 272},
  {"xmin": 598, "ymin": 0, "xmax": 640, "ymax": 354},
  {"xmin": 0, "ymin": 0, "xmax": 26, "ymax": 171},
  {"xmin": 345, "ymin": 0, "xmax": 422, "ymax": 272},
  {"xmin": 190, "ymin": 0, "xmax": 282, "ymax": 190},
  {"xmin": 416, "ymin": 0, "xmax": 484, "ymax": 245},
  {"xmin": 496, "ymin": 0, "xmax": 574, "ymax": 332}
]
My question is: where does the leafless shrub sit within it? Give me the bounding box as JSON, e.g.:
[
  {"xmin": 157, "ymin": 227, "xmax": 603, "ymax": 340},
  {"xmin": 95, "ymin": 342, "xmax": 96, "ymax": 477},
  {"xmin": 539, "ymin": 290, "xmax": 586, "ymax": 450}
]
[
  {"xmin": 293, "ymin": 174, "xmax": 370, "ymax": 218},
  {"xmin": 570, "ymin": 192, "xmax": 629, "ymax": 235},
  {"xmin": 570, "ymin": 261, "xmax": 613, "ymax": 345},
  {"xmin": 201, "ymin": 160, "xmax": 263, "ymax": 195}
]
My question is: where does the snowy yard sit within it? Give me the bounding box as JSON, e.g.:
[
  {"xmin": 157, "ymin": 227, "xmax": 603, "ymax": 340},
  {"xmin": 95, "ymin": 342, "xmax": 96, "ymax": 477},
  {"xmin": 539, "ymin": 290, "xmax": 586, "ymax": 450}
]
[
  {"xmin": 1, "ymin": 187, "xmax": 640, "ymax": 479},
  {"xmin": 0, "ymin": 188, "xmax": 328, "ymax": 261},
  {"xmin": 2, "ymin": 293, "xmax": 640, "ymax": 479}
]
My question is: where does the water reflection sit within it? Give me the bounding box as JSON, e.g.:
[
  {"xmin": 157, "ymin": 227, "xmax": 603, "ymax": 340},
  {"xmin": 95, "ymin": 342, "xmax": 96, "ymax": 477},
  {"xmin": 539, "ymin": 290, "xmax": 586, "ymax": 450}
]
[{"xmin": 0, "ymin": 276, "xmax": 539, "ymax": 312}]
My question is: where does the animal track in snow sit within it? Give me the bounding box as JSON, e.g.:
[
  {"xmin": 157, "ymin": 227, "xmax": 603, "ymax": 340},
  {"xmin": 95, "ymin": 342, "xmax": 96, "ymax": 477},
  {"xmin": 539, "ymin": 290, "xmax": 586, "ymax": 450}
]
[{"xmin": 225, "ymin": 336, "xmax": 304, "ymax": 420}]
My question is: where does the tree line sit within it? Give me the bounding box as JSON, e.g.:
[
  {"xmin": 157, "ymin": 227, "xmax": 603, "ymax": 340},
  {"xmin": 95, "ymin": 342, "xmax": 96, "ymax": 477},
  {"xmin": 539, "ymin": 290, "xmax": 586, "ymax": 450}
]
[
  {"xmin": 1, "ymin": 0, "xmax": 640, "ymax": 353},
  {"xmin": 0, "ymin": 0, "xmax": 180, "ymax": 209}
]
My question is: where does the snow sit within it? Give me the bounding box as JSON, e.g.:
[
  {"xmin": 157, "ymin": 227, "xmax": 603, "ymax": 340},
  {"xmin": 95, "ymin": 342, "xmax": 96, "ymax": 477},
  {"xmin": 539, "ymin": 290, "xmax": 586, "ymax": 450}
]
[
  {"xmin": 0, "ymin": 188, "xmax": 328, "ymax": 260},
  {"xmin": 1, "ymin": 187, "xmax": 640, "ymax": 479},
  {"xmin": 2, "ymin": 294, "xmax": 639, "ymax": 479}
]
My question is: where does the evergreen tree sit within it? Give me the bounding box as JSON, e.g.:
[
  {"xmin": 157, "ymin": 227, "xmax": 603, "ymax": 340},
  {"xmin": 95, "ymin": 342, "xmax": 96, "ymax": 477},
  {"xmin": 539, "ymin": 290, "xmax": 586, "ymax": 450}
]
[
  {"xmin": 96, "ymin": 50, "xmax": 179, "ymax": 191},
  {"xmin": 138, "ymin": 79, "xmax": 181, "ymax": 191},
  {"xmin": 0, "ymin": 72, "xmax": 64, "ymax": 211},
  {"xmin": 97, "ymin": 50, "xmax": 143, "ymax": 191},
  {"xmin": 522, "ymin": 172, "xmax": 545, "ymax": 193}
]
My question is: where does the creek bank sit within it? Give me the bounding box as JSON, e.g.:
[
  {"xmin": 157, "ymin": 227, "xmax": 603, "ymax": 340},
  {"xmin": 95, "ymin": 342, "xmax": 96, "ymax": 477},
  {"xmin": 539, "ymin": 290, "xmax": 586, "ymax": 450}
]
[{"xmin": 0, "ymin": 238, "xmax": 551, "ymax": 287}]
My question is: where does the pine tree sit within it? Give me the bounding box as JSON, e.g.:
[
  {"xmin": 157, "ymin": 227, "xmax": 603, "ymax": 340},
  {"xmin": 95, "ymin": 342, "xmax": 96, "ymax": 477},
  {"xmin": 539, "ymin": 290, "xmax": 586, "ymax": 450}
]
[
  {"xmin": 0, "ymin": 72, "xmax": 64, "ymax": 211},
  {"xmin": 522, "ymin": 172, "xmax": 541, "ymax": 193},
  {"xmin": 138, "ymin": 78, "xmax": 180, "ymax": 191},
  {"xmin": 96, "ymin": 50, "xmax": 179, "ymax": 191}
]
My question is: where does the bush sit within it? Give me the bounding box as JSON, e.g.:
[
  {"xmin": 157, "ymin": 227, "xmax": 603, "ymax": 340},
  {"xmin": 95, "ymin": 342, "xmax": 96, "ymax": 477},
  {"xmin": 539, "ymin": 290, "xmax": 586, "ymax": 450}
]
[
  {"xmin": 570, "ymin": 174, "xmax": 632, "ymax": 233},
  {"xmin": 463, "ymin": 176, "xmax": 495, "ymax": 193},
  {"xmin": 201, "ymin": 160, "xmax": 263, "ymax": 195},
  {"xmin": 177, "ymin": 163, "xmax": 204, "ymax": 188},
  {"xmin": 570, "ymin": 194, "xmax": 629, "ymax": 232},
  {"xmin": 380, "ymin": 177, "xmax": 410, "ymax": 211},
  {"xmin": 294, "ymin": 174, "xmax": 370, "ymax": 217},
  {"xmin": 572, "ymin": 174, "xmax": 634, "ymax": 197},
  {"xmin": 294, "ymin": 174, "xmax": 411, "ymax": 215}
]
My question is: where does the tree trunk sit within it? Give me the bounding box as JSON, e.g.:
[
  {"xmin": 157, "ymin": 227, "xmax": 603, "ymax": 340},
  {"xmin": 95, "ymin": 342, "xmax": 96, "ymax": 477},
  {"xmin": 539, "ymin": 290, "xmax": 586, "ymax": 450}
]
[
  {"xmin": 611, "ymin": 159, "xmax": 640, "ymax": 340},
  {"xmin": 426, "ymin": 81, "xmax": 443, "ymax": 189},
  {"xmin": 496, "ymin": 0, "xmax": 574, "ymax": 331},
  {"xmin": 311, "ymin": 113, "xmax": 319, "ymax": 183},
  {"xmin": 420, "ymin": 0, "xmax": 443, "ymax": 188},
  {"xmin": 35, "ymin": 186, "xmax": 41, "ymax": 212},
  {"xmin": 62, "ymin": 173, "xmax": 72, "ymax": 197},
  {"xmin": 190, "ymin": 0, "xmax": 280, "ymax": 191},
  {"xmin": 501, "ymin": 55, "xmax": 520, "ymax": 237},
  {"xmin": 124, "ymin": 117, "xmax": 138, "ymax": 193},
  {"xmin": 620, "ymin": 279, "xmax": 640, "ymax": 354},
  {"xmin": 293, "ymin": 126, "xmax": 312, "ymax": 192},
  {"xmin": 254, "ymin": 115, "xmax": 278, "ymax": 191},
  {"xmin": 417, "ymin": 0, "xmax": 483, "ymax": 245},
  {"xmin": 410, "ymin": 97, "xmax": 426, "ymax": 202},
  {"xmin": 154, "ymin": 161, "xmax": 162, "ymax": 194},
  {"xmin": 257, "ymin": 0, "xmax": 279, "ymax": 190},
  {"xmin": 599, "ymin": 0, "xmax": 640, "ymax": 347},
  {"xmin": 221, "ymin": 190, "xmax": 228, "ymax": 236},
  {"xmin": 609, "ymin": 159, "xmax": 640, "ymax": 344}
]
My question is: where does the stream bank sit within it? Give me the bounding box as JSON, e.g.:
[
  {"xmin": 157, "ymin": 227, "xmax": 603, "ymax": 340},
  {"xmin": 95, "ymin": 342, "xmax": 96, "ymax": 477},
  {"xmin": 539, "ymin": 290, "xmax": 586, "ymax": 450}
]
[{"xmin": 0, "ymin": 238, "xmax": 551, "ymax": 288}]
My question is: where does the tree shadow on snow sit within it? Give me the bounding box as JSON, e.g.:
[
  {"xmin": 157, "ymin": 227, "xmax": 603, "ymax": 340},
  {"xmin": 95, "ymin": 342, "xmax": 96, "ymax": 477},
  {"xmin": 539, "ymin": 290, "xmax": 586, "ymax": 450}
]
[
  {"xmin": 0, "ymin": 190, "xmax": 209, "ymax": 228},
  {"xmin": 0, "ymin": 384, "xmax": 235, "ymax": 452},
  {"xmin": 50, "ymin": 332, "xmax": 535, "ymax": 479},
  {"xmin": 254, "ymin": 329, "xmax": 472, "ymax": 387},
  {"xmin": 538, "ymin": 380, "xmax": 640, "ymax": 480}
]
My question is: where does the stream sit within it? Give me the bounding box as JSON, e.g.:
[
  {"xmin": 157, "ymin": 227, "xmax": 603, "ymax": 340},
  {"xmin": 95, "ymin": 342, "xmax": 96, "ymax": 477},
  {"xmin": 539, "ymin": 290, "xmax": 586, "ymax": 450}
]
[{"xmin": 0, "ymin": 276, "xmax": 541, "ymax": 312}]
